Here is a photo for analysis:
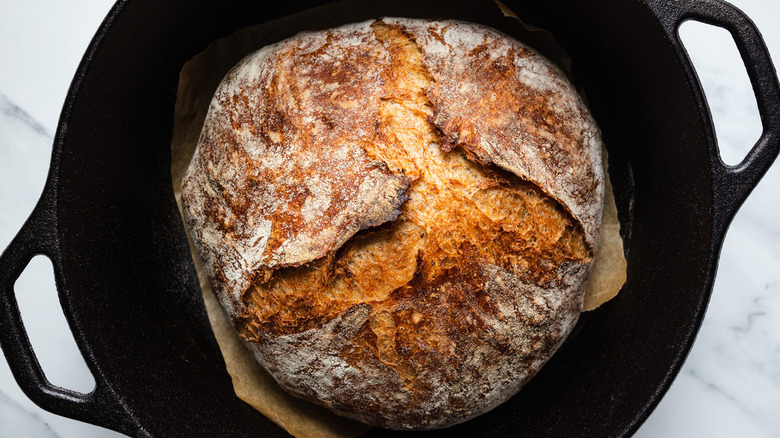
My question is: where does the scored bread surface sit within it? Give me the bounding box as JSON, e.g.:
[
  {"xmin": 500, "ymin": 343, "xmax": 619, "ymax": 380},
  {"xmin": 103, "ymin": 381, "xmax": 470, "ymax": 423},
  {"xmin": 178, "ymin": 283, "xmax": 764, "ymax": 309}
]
[{"xmin": 181, "ymin": 18, "xmax": 604, "ymax": 430}]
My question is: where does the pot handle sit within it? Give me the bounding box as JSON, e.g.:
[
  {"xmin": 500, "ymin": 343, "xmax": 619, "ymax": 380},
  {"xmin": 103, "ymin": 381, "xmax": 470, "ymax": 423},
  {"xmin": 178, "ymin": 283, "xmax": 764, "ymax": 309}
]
[
  {"xmin": 0, "ymin": 188, "xmax": 137, "ymax": 435},
  {"xmin": 654, "ymin": 0, "xmax": 780, "ymax": 233}
]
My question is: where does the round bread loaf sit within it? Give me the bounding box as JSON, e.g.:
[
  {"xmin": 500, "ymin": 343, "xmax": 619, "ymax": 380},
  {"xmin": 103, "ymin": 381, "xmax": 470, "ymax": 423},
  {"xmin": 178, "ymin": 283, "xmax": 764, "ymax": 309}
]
[{"xmin": 181, "ymin": 18, "xmax": 604, "ymax": 430}]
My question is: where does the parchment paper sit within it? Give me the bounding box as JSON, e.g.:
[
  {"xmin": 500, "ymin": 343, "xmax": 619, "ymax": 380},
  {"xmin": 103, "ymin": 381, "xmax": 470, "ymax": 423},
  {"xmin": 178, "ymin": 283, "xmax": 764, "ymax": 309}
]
[{"xmin": 171, "ymin": 1, "xmax": 627, "ymax": 436}]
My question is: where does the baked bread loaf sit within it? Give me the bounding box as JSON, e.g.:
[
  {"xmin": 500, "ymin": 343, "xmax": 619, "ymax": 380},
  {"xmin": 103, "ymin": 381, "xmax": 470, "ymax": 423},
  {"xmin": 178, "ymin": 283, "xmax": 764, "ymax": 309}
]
[{"xmin": 181, "ymin": 18, "xmax": 604, "ymax": 430}]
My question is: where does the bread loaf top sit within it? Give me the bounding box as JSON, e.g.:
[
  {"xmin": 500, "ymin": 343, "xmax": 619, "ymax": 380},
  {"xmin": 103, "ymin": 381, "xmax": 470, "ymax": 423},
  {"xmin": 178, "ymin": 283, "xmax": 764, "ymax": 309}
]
[{"xmin": 182, "ymin": 18, "xmax": 604, "ymax": 430}]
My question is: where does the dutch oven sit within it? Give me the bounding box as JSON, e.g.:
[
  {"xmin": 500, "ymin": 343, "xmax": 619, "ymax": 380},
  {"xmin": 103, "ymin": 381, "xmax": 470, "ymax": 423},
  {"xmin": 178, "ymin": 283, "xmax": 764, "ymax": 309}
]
[{"xmin": 1, "ymin": 0, "xmax": 779, "ymax": 436}]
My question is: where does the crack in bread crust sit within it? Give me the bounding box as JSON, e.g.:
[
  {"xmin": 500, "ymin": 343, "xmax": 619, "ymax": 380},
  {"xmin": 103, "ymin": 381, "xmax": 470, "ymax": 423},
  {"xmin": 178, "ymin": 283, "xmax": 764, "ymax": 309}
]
[{"xmin": 181, "ymin": 18, "xmax": 604, "ymax": 430}]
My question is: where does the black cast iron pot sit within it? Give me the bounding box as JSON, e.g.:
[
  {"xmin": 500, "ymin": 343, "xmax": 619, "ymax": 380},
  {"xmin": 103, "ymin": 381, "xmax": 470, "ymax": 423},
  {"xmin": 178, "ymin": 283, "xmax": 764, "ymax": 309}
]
[{"xmin": 1, "ymin": 0, "xmax": 779, "ymax": 436}]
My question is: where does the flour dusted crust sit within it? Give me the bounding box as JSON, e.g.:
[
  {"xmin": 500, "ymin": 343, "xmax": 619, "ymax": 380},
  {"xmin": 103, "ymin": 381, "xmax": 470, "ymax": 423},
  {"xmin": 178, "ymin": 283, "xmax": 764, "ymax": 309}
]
[
  {"xmin": 392, "ymin": 18, "xmax": 603, "ymax": 250},
  {"xmin": 181, "ymin": 18, "xmax": 604, "ymax": 430}
]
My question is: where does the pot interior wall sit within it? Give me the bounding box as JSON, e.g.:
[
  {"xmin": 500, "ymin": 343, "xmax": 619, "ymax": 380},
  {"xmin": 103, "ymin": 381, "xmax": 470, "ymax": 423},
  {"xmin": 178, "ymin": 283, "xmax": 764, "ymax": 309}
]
[{"xmin": 54, "ymin": 0, "xmax": 716, "ymax": 436}]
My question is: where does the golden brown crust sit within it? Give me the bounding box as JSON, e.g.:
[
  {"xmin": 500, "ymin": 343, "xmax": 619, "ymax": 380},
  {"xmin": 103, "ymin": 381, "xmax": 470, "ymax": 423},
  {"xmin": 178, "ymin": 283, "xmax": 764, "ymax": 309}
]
[
  {"xmin": 390, "ymin": 18, "xmax": 603, "ymax": 250},
  {"xmin": 181, "ymin": 18, "xmax": 604, "ymax": 430},
  {"xmin": 181, "ymin": 22, "xmax": 411, "ymax": 309}
]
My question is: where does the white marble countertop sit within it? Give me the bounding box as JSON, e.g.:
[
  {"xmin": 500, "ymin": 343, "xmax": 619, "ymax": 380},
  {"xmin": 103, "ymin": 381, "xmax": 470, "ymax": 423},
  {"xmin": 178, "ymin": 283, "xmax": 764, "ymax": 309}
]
[{"xmin": 1, "ymin": 1, "xmax": 778, "ymax": 437}]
